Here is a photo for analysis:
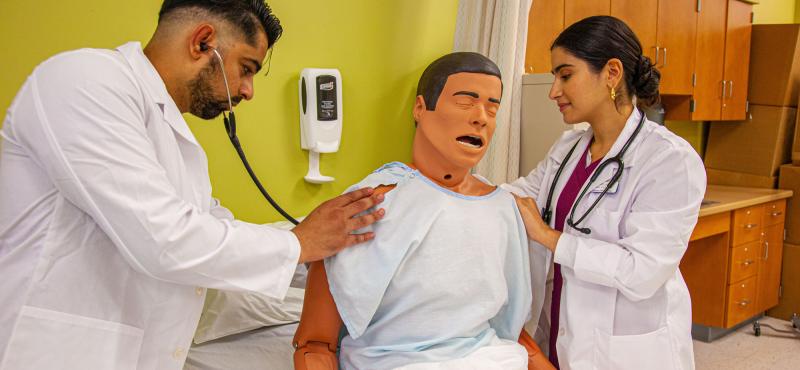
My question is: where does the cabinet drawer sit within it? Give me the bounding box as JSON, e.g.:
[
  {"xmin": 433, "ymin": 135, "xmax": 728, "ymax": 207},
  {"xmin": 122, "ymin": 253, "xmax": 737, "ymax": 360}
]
[
  {"xmin": 731, "ymin": 205, "xmax": 764, "ymax": 246},
  {"xmin": 729, "ymin": 242, "xmax": 759, "ymax": 283},
  {"xmin": 762, "ymin": 200, "xmax": 786, "ymax": 227},
  {"xmin": 726, "ymin": 275, "xmax": 758, "ymax": 327}
]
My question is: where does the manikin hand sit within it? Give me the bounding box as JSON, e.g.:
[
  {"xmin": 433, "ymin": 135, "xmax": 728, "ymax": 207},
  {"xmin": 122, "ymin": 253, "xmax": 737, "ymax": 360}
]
[
  {"xmin": 513, "ymin": 195, "xmax": 561, "ymax": 252},
  {"xmin": 292, "ymin": 187, "xmax": 386, "ymax": 263}
]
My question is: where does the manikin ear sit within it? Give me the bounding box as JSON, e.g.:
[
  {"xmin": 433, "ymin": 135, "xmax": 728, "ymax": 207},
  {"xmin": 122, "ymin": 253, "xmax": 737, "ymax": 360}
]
[
  {"xmin": 604, "ymin": 58, "xmax": 624, "ymax": 92},
  {"xmin": 413, "ymin": 95, "xmax": 427, "ymax": 123},
  {"xmin": 188, "ymin": 23, "xmax": 217, "ymax": 60}
]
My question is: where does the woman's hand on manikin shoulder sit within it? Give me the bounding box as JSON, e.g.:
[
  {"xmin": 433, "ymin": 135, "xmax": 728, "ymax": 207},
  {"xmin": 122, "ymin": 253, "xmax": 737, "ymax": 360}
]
[{"xmin": 513, "ymin": 195, "xmax": 561, "ymax": 252}]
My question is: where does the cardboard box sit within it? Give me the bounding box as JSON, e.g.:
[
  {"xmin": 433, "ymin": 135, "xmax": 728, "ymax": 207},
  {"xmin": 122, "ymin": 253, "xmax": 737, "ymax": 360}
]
[
  {"xmin": 749, "ymin": 24, "xmax": 800, "ymax": 107},
  {"xmin": 793, "ymin": 100, "xmax": 800, "ymax": 165},
  {"xmin": 766, "ymin": 243, "xmax": 800, "ymax": 321},
  {"xmin": 706, "ymin": 168, "xmax": 777, "ymax": 188},
  {"xmin": 705, "ymin": 105, "xmax": 796, "ymax": 177},
  {"xmin": 779, "ymin": 164, "xmax": 800, "ymax": 244}
]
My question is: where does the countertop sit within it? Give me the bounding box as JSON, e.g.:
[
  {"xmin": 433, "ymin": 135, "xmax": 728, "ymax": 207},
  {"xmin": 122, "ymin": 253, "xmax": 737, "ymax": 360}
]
[{"xmin": 699, "ymin": 185, "xmax": 793, "ymax": 217}]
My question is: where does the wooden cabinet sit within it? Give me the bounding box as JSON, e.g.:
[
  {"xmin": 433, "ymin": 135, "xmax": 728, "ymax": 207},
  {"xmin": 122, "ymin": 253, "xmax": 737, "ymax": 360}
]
[
  {"xmin": 526, "ymin": 0, "xmax": 565, "ymax": 74},
  {"xmin": 610, "ymin": 0, "xmax": 659, "ymax": 63},
  {"xmin": 663, "ymin": 0, "xmax": 754, "ymax": 120},
  {"xmin": 720, "ymin": 0, "xmax": 753, "ymax": 120},
  {"xmin": 656, "ymin": 0, "xmax": 698, "ymax": 94},
  {"xmin": 685, "ymin": 213, "xmax": 731, "ymax": 327},
  {"xmin": 525, "ymin": 0, "xmax": 754, "ymax": 122},
  {"xmin": 756, "ymin": 201, "xmax": 786, "ymax": 312},
  {"xmin": 682, "ymin": 197, "xmax": 788, "ymax": 330},
  {"xmin": 570, "ymin": 0, "xmax": 697, "ymax": 94},
  {"xmin": 691, "ymin": 0, "xmax": 727, "ymax": 120},
  {"xmin": 525, "ymin": 0, "xmax": 700, "ymax": 94},
  {"xmin": 564, "ymin": 0, "xmax": 609, "ymax": 28}
]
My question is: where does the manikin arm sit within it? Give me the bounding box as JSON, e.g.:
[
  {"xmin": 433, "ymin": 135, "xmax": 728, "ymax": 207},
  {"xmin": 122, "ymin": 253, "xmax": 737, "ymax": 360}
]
[
  {"xmin": 292, "ymin": 261, "xmax": 341, "ymax": 370},
  {"xmin": 519, "ymin": 328, "xmax": 556, "ymax": 370}
]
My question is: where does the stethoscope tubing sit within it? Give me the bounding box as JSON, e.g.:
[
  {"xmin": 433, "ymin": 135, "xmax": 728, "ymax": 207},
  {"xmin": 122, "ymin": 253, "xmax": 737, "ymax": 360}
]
[{"xmin": 543, "ymin": 110, "xmax": 646, "ymax": 234}]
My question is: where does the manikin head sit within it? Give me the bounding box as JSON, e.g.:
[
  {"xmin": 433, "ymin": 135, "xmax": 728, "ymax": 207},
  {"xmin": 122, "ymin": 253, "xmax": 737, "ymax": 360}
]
[
  {"xmin": 412, "ymin": 52, "xmax": 503, "ymax": 187},
  {"xmin": 148, "ymin": 0, "xmax": 283, "ymax": 119}
]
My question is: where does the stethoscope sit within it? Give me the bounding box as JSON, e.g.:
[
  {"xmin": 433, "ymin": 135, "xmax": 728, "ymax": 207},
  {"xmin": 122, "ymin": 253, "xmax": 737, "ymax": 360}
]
[
  {"xmin": 204, "ymin": 43, "xmax": 300, "ymax": 225},
  {"xmin": 541, "ymin": 110, "xmax": 646, "ymax": 235}
]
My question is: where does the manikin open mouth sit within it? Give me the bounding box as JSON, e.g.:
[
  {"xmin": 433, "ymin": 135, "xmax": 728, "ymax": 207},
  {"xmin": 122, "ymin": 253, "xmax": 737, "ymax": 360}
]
[{"xmin": 456, "ymin": 135, "xmax": 484, "ymax": 149}]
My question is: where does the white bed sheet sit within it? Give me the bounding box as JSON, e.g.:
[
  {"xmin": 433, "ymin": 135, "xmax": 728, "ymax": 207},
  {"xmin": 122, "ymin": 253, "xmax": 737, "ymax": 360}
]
[{"xmin": 184, "ymin": 322, "xmax": 298, "ymax": 370}]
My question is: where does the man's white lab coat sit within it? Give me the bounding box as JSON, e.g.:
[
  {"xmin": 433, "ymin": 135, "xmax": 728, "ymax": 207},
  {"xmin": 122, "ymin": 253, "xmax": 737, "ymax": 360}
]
[{"xmin": 0, "ymin": 42, "xmax": 300, "ymax": 370}]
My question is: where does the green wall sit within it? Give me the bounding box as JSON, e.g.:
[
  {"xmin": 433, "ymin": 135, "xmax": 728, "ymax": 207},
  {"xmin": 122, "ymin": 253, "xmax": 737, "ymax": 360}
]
[
  {"xmin": 0, "ymin": 1, "xmax": 459, "ymax": 223},
  {"xmin": 752, "ymin": 0, "xmax": 796, "ymax": 23}
]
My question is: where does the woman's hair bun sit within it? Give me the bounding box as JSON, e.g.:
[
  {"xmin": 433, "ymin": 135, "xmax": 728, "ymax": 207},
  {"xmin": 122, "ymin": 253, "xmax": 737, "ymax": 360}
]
[{"xmin": 633, "ymin": 55, "xmax": 660, "ymax": 107}]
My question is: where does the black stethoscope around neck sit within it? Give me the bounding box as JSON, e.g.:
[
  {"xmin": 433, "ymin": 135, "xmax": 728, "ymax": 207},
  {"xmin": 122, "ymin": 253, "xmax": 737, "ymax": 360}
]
[{"xmin": 541, "ymin": 110, "xmax": 646, "ymax": 235}]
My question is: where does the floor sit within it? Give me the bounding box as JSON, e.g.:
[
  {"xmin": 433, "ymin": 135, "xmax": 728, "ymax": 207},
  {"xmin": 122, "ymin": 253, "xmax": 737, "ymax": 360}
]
[{"xmin": 694, "ymin": 316, "xmax": 800, "ymax": 370}]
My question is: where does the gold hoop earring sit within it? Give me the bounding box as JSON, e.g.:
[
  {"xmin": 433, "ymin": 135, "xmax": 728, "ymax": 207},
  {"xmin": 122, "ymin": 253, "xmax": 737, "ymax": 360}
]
[{"xmin": 610, "ymin": 87, "xmax": 617, "ymax": 101}]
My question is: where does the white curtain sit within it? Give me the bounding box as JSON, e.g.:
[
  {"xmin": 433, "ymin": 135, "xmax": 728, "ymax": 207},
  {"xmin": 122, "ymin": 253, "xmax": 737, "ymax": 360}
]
[{"xmin": 454, "ymin": 0, "xmax": 532, "ymax": 184}]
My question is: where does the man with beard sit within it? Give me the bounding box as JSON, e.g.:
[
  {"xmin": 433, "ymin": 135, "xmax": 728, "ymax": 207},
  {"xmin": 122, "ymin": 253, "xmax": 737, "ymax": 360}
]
[{"xmin": 0, "ymin": 1, "xmax": 384, "ymax": 369}]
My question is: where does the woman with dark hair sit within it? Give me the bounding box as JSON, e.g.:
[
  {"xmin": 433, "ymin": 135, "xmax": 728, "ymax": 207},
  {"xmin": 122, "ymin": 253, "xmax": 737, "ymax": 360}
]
[{"xmin": 504, "ymin": 16, "xmax": 704, "ymax": 370}]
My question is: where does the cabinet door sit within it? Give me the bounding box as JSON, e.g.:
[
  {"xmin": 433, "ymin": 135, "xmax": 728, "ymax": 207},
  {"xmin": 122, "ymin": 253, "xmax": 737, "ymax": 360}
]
[
  {"xmin": 691, "ymin": 0, "xmax": 726, "ymax": 120},
  {"xmin": 756, "ymin": 222, "xmax": 784, "ymax": 312},
  {"xmin": 610, "ymin": 0, "xmax": 658, "ymax": 63},
  {"xmin": 526, "ymin": 0, "xmax": 565, "ymax": 73},
  {"xmin": 656, "ymin": 0, "xmax": 698, "ymax": 95},
  {"xmin": 564, "ymin": 0, "xmax": 610, "ymax": 28},
  {"xmin": 720, "ymin": 0, "xmax": 753, "ymax": 120}
]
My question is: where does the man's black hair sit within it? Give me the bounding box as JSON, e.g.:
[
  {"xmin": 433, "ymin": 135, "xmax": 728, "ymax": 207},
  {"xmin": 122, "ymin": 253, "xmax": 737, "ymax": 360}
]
[
  {"xmin": 416, "ymin": 52, "xmax": 502, "ymax": 111},
  {"xmin": 159, "ymin": 0, "xmax": 283, "ymax": 48}
]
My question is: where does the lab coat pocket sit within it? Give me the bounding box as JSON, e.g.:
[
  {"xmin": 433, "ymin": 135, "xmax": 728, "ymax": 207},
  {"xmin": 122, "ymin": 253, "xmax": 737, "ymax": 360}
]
[
  {"xmin": 0, "ymin": 306, "xmax": 143, "ymax": 370},
  {"xmin": 593, "ymin": 326, "xmax": 677, "ymax": 370}
]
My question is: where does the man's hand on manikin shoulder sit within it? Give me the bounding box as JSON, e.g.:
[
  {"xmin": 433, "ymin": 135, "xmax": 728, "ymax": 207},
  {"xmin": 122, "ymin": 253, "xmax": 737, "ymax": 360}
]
[{"xmin": 292, "ymin": 187, "xmax": 392, "ymax": 263}]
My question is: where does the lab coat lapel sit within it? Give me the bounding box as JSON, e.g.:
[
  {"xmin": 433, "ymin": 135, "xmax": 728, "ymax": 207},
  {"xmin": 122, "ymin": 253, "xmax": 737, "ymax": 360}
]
[
  {"xmin": 584, "ymin": 109, "xmax": 645, "ymax": 195},
  {"xmin": 117, "ymin": 42, "xmax": 211, "ymax": 210},
  {"xmin": 542, "ymin": 128, "xmax": 593, "ymax": 228},
  {"xmin": 116, "ymin": 42, "xmax": 201, "ymax": 148}
]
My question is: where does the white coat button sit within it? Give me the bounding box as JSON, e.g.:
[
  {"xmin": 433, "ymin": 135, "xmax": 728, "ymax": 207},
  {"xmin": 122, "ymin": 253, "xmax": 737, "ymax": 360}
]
[
  {"xmin": 559, "ymin": 328, "xmax": 566, "ymax": 336},
  {"xmin": 173, "ymin": 347, "xmax": 185, "ymax": 359},
  {"xmin": 195, "ymin": 287, "xmax": 204, "ymax": 296}
]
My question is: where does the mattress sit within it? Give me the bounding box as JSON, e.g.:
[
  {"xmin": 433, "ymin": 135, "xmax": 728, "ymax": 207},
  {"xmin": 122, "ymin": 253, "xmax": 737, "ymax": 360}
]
[{"xmin": 184, "ymin": 322, "xmax": 298, "ymax": 370}]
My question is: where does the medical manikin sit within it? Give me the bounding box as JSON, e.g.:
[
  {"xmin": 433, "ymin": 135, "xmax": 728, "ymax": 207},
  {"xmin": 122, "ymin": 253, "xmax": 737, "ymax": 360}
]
[{"xmin": 292, "ymin": 53, "xmax": 554, "ymax": 370}]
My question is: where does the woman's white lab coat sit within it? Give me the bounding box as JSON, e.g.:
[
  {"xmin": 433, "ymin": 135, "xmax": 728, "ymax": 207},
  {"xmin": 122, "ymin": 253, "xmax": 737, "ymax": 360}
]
[
  {"xmin": 503, "ymin": 110, "xmax": 705, "ymax": 370},
  {"xmin": 0, "ymin": 42, "xmax": 300, "ymax": 370}
]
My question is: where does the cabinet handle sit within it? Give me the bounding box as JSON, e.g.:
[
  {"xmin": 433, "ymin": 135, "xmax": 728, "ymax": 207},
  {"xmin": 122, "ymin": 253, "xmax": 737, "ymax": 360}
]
[
  {"xmin": 721, "ymin": 81, "xmax": 728, "ymax": 99},
  {"xmin": 744, "ymin": 223, "xmax": 758, "ymax": 229},
  {"xmin": 742, "ymin": 259, "xmax": 755, "ymax": 266},
  {"xmin": 652, "ymin": 46, "xmax": 660, "ymax": 65},
  {"xmin": 764, "ymin": 241, "xmax": 769, "ymax": 260},
  {"xmin": 738, "ymin": 299, "xmax": 751, "ymax": 307},
  {"xmin": 662, "ymin": 48, "xmax": 668, "ymax": 67},
  {"xmin": 771, "ymin": 211, "xmax": 783, "ymax": 217},
  {"xmin": 728, "ymin": 80, "xmax": 734, "ymax": 98}
]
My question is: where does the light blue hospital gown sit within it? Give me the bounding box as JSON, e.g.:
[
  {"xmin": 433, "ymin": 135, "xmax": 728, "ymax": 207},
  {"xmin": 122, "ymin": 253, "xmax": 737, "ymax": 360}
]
[{"xmin": 324, "ymin": 162, "xmax": 532, "ymax": 370}]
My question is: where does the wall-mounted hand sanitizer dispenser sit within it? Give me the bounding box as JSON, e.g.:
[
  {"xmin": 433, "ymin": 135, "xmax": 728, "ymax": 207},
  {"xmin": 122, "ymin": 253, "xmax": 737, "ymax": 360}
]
[{"xmin": 299, "ymin": 68, "xmax": 342, "ymax": 184}]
